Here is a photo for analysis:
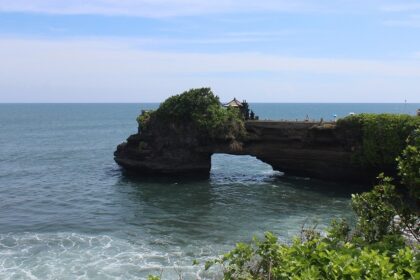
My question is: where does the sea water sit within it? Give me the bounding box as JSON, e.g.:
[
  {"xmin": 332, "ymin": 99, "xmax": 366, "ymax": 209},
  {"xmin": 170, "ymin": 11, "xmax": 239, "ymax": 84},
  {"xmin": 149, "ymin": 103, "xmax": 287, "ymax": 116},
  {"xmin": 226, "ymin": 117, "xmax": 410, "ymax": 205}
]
[{"xmin": 0, "ymin": 103, "xmax": 418, "ymax": 279}]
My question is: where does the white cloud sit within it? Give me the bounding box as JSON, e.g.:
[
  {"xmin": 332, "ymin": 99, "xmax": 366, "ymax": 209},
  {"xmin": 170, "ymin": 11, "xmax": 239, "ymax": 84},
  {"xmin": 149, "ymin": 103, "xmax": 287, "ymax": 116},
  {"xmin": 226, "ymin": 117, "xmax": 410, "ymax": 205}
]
[
  {"xmin": 150, "ymin": 31, "xmax": 295, "ymax": 45},
  {"xmin": 381, "ymin": 2, "xmax": 420, "ymax": 12},
  {"xmin": 380, "ymin": 2, "xmax": 420, "ymax": 28},
  {"xmin": 0, "ymin": 0, "xmax": 397, "ymax": 17},
  {"xmin": 2, "ymin": 38, "xmax": 418, "ymax": 76},
  {"xmin": 0, "ymin": 0, "xmax": 307, "ymax": 17},
  {"xmin": 383, "ymin": 14, "xmax": 420, "ymax": 27},
  {"xmin": 0, "ymin": 38, "xmax": 419, "ymax": 102}
]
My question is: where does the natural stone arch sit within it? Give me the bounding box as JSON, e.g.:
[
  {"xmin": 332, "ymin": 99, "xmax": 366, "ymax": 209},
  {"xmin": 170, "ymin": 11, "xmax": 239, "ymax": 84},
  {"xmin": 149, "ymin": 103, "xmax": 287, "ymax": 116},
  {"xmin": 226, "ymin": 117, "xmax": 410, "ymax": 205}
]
[{"xmin": 115, "ymin": 120, "xmax": 369, "ymax": 182}]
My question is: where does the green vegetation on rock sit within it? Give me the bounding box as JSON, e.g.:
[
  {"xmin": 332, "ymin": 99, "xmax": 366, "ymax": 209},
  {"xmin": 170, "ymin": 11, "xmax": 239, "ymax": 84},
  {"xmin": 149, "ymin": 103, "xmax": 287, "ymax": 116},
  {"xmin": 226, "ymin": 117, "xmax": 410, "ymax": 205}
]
[
  {"xmin": 337, "ymin": 114, "xmax": 420, "ymax": 169},
  {"xmin": 137, "ymin": 88, "xmax": 245, "ymax": 141}
]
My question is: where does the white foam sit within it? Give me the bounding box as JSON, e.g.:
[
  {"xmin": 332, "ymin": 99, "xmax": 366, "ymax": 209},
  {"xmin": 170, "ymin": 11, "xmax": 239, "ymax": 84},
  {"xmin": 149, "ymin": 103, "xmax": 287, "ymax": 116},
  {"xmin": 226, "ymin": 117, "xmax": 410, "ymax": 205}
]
[{"xmin": 0, "ymin": 233, "xmax": 221, "ymax": 280}]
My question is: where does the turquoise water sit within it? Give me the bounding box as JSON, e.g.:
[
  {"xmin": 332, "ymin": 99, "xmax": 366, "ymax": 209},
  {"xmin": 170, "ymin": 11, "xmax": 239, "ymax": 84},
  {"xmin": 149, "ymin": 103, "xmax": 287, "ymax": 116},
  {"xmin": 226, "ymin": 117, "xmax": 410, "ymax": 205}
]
[{"xmin": 0, "ymin": 103, "xmax": 418, "ymax": 279}]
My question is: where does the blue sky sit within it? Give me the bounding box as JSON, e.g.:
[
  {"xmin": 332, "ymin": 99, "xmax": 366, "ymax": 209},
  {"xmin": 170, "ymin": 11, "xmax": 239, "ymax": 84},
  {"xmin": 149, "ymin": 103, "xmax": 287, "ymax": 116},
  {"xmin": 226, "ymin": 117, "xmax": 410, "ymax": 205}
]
[{"xmin": 0, "ymin": 0, "xmax": 419, "ymax": 102}]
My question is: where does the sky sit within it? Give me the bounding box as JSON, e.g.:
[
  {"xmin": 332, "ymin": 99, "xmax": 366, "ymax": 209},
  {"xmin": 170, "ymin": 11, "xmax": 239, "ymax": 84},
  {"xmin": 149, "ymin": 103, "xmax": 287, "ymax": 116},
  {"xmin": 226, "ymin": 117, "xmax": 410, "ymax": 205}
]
[{"xmin": 0, "ymin": 0, "xmax": 419, "ymax": 103}]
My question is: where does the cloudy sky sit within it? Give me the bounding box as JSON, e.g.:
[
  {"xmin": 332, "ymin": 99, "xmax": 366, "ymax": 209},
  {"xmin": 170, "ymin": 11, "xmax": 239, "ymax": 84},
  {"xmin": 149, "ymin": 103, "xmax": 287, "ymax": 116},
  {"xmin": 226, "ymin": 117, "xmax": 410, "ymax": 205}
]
[{"xmin": 0, "ymin": 0, "xmax": 419, "ymax": 102}]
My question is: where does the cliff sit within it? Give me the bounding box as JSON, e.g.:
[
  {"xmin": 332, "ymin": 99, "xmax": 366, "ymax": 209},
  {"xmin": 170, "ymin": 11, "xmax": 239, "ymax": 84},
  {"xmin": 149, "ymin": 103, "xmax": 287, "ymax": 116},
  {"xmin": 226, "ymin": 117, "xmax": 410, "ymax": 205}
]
[
  {"xmin": 115, "ymin": 89, "xmax": 419, "ymax": 183},
  {"xmin": 114, "ymin": 120, "xmax": 378, "ymax": 182},
  {"xmin": 114, "ymin": 122, "xmax": 214, "ymax": 176}
]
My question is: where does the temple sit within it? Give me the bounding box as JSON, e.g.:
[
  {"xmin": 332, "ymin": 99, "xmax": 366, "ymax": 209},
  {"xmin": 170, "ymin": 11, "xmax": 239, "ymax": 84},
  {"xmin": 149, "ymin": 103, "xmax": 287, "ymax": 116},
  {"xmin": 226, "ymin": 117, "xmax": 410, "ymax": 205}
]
[{"xmin": 224, "ymin": 98, "xmax": 243, "ymax": 108}]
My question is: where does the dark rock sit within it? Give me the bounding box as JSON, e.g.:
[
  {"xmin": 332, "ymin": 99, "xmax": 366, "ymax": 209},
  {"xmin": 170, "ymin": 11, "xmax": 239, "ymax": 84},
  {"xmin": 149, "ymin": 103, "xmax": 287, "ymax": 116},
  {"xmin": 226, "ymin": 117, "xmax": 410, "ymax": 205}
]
[{"xmin": 114, "ymin": 120, "xmax": 379, "ymax": 182}]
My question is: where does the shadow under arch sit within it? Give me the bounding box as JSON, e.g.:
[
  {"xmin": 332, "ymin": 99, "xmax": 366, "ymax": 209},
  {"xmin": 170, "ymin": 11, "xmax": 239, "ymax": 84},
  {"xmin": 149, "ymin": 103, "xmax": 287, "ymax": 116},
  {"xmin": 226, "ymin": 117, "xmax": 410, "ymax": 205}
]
[
  {"xmin": 210, "ymin": 153, "xmax": 368, "ymax": 198},
  {"xmin": 210, "ymin": 153, "xmax": 282, "ymax": 185}
]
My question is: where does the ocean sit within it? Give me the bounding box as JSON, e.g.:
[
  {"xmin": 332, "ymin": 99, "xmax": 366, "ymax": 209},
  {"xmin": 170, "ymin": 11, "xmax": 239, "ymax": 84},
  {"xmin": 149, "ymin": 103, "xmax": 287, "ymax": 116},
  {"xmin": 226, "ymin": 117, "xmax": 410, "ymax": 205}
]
[{"xmin": 0, "ymin": 103, "xmax": 418, "ymax": 279}]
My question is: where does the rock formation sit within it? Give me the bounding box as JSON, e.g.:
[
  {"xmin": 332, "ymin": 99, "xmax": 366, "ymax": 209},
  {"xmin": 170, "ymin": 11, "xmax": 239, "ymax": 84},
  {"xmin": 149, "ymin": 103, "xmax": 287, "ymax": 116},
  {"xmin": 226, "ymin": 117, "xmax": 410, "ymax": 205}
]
[
  {"xmin": 114, "ymin": 120, "xmax": 379, "ymax": 182},
  {"xmin": 115, "ymin": 88, "xmax": 419, "ymax": 183}
]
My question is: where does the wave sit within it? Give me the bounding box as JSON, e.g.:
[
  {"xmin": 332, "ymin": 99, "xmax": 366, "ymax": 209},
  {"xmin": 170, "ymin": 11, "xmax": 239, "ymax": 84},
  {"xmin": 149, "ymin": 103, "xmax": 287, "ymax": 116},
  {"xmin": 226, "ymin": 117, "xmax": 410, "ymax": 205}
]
[{"xmin": 0, "ymin": 232, "xmax": 220, "ymax": 280}]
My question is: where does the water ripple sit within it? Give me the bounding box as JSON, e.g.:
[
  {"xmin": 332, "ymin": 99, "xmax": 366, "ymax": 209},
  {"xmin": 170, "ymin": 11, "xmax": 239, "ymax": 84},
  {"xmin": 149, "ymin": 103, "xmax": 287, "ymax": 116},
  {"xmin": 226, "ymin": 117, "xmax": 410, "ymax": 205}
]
[{"xmin": 0, "ymin": 232, "xmax": 219, "ymax": 280}]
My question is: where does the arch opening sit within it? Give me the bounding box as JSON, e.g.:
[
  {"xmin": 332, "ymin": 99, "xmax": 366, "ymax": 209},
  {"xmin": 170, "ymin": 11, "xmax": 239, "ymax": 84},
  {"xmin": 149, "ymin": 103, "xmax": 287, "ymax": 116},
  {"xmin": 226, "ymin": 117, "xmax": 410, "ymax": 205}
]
[{"xmin": 210, "ymin": 154, "xmax": 283, "ymax": 184}]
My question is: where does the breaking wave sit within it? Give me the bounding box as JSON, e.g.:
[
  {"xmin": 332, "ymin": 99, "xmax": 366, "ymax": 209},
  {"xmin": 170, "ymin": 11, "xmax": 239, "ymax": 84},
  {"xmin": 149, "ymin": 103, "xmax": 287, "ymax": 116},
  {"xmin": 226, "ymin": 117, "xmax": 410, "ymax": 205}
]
[{"xmin": 0, "ymin": 232, "xmax": 220, "ymax": 280}]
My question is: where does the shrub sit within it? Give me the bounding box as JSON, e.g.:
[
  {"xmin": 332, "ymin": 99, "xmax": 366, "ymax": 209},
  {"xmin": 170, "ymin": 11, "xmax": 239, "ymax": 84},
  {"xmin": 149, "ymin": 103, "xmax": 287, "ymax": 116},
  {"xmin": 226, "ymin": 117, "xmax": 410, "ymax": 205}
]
[
  {"xmin": 327, "ymin": 218, "xmax": 351, "ymax": 242},
  {"xmin": 137, "ymin": 88, "xmax": 246, "ymax": 141},
  {"xmin": 205, "ymin": 232, "xmax": 419, "ymax": 280},
  {"xmin": 337, "ymin": 114, "xmax": 420, "ymax": 169},
  {"xmin": 351, "ymin": 175, "xmax": 400, "ymax": 243},
  {"xmin": 397, "ymin": 129, "xmax": 420, "ymax": 200},
  {"xmin": 205, "ymin": 175, "xmax": 419, "ymax": 279},
  {"xmin": 136, "ymin": 110, "xmax": 152, "ymax": 131}
]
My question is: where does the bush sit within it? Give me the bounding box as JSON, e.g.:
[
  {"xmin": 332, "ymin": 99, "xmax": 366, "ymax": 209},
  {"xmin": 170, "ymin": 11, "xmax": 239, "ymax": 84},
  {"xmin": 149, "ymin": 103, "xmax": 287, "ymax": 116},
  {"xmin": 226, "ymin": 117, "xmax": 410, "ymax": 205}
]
[
  {"xmin": 137, "ymin": 88, "xmax": 246, "ymax": 141},
  {"xmin": 397, "ymin": 129, "xmax": 420, "ymax": 200},
  {"xmin": 337, "ymin": 114, "xmax": 420, "ymax": 168},
  {"xmin": 205, "ymin": 232, "xmax": 419, "ymax": 280},
  {"xmin": 205, "ymin": 176, "xmax": 419, "ymax": 279},
  {"xmin": 351, "ymin": 175, "xmax": 400, "ymax": 243},
  {"xmin": 327, "ymin": 218, "xmax": 351, "ymax": 242}
]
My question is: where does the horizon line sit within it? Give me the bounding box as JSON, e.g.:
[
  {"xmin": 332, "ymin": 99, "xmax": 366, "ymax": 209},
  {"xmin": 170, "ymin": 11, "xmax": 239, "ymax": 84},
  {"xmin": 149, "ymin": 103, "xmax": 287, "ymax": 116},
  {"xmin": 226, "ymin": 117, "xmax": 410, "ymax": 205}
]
[{"xmin": 1, "ymin": 102, "xmax": 420, "ymax": 104}]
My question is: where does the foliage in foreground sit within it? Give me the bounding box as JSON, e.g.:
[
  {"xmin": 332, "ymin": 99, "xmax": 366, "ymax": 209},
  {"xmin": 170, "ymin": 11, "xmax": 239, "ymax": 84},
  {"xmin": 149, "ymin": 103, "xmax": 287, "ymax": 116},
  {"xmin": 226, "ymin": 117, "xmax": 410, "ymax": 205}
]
[
  {"xmin": 397, "ymin": 129, "xmax": 420, "ymax": 201},
  {"xmin": 204, "ymin": 176, "xmax": 419, "ymax": 279},
  {"xmin": 336, "ymin": 113, "xmax": 420, "ymax": 170},
  {"xmin": 205, "ymin": 232, "xmax": 418, "ymax": 280},
  {"xmin": 351, "ymin": 175, "xmax": 419, "ymax": 243},
  {"xmin": 137, "ymin": 88, "xmax": 246, "ymax": 141}
]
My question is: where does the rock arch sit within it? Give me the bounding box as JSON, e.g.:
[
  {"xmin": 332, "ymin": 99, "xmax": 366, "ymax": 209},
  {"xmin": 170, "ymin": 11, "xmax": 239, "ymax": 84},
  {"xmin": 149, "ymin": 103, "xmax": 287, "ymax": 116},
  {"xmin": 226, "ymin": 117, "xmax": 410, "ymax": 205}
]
[{"xmin": 115, "ymin": 121, "xmax": 372, "ymax": 182}]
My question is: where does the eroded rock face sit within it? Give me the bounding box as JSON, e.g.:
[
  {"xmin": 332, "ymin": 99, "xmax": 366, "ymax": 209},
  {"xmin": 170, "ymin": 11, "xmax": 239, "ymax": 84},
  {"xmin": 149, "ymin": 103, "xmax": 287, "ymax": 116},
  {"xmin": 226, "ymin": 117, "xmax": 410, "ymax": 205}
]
[
  {"xmin": 114, "ymin": 122, "xmax": 214, "ymax": 176},
  {"xmin": 114, "ymin": 120, "xmax": 377, "ymax": 182},
  {"xmin": 237, "ymin": 121, "xmax": 367, "ymax": 182}
]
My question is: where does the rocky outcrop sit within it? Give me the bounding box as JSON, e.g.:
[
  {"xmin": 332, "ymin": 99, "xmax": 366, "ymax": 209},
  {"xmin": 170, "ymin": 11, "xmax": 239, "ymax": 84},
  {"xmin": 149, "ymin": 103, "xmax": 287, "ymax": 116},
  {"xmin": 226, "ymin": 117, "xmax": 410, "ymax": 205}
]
[
  {"xmin": 231, "ymin": 121, "xmax": 368, "ymax": 181},
  {"xmin": 114, "ymin": 121, "xmax": 217, "ymax": 176},
  {"xmin": 114, "ymin": 120, "xmax": 377, "ymax": 182}
]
